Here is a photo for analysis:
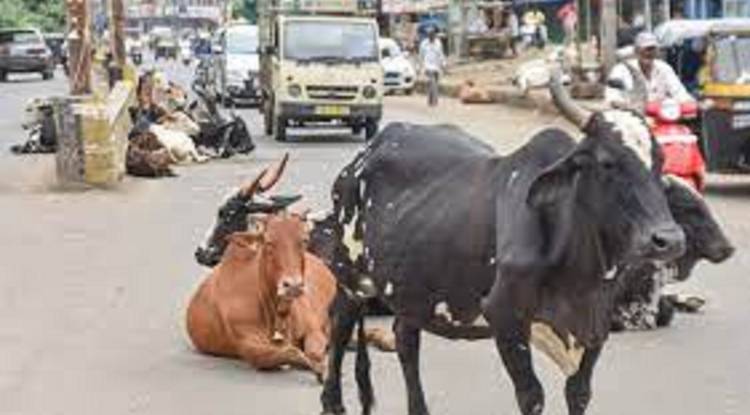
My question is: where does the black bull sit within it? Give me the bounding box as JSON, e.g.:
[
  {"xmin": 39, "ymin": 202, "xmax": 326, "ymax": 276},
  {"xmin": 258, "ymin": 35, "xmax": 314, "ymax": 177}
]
[{"xmin": 321, "ymin": 120, "xmax": 686, "ymax": 415}]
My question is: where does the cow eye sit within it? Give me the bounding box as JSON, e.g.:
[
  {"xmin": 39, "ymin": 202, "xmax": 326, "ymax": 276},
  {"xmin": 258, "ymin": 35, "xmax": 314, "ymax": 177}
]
[{"xmin": 600, "ymin": 161, "xmax": 617, "ymax": 172}]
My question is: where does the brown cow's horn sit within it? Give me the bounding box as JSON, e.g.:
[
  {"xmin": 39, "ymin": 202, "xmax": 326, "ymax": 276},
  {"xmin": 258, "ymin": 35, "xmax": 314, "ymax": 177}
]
[
  {"xmin": 549, "ymin": 70, "xmax": 591, "ymax": 128},
  {"xmin": 240, "ymin": 153, "xmax": 290, "ymax": 198},
  {"xmin": 240, "ymin": 168, "xmax": 269, "ymax": 198},
  {"xmin": 258, "ymin": 152, "xmax": 290, "ymax": 192}
]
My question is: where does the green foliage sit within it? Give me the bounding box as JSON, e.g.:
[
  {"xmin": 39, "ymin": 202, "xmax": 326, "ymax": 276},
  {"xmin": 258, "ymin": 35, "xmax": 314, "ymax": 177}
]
[
  {"xmin": 0, "ymin": 0, "xmax": 65, "ymax": 32},
  {"xmin": 231, "ymin": 0, "xmax": 257, "ymax": 24}
]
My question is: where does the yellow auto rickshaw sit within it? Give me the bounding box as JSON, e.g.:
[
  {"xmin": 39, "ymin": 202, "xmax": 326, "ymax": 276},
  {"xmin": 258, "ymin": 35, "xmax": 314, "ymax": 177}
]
[{"xmin": 657, "ymin": 19, "xmax": 750, "ymax": 172}]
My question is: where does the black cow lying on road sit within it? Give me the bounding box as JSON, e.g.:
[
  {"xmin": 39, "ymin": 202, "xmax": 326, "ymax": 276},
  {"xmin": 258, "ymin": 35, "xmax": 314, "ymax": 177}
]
[
  {"xmin": 611, "ymin": 175, "xmax": 734, "ymax": 331},
  {"xmin": 321, "ymin": 72, "xmax": 687, "ymax": 415}
]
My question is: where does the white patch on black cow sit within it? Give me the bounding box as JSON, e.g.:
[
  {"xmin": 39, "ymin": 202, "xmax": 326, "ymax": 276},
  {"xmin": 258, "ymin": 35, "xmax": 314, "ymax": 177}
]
[
  {"xmin": 198, "ymin": 186, "xmax": 240, "ymax": 251},
  {"xmin": 434, "ymin": 301, "xmax": 454, "ymax": 322},
  {"xmin": 602, "ymin": 110, "xmax": 653, "ymax": 169},
  {"xmin": 384, "ymin": 281, "xmax": 394, "ymax": 296},
  {"xmin": 529, "ymin": 322, "xmax": 585, "ymax": 377},
  {"xmin": 342, "ymin": 222, "xmax": 363, "ymax": 259}
]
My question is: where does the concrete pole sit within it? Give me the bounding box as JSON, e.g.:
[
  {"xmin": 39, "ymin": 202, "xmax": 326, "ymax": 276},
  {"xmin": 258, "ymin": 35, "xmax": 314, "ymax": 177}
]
[
  {"xmin": 644, "ymin": 0, "xmax": 653, "ymax": 31},
  {"xmin": 66, "ymin": 0, "xmax": 92, "ymax": 95},
  {"xmin": 111, "ymin": 0, "xmax": 127, "ymax": 67},
  {"xmin": 600, "ymin": 0, "xmax": 617, "ymax": 74}
]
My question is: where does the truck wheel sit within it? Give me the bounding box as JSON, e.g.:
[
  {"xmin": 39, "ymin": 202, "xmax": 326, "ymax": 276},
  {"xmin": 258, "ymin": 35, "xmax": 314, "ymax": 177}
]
[
  {"xmin": 352, "ymin": 124, "xmax": 363, "ymax": 136},
  {"xmin": 42, "ymin": 68, "xmax": 54, "ymax": 80},
  {"xmin": 0, "ymin": 70, "xmax": 7, "ymax": 82},
  {"xmin": 365, "ymin": 120, "xmax": 379, "ymax": 140},
  {"xmin": 273, "ymin": 116, "xmax": 287, "ymax": 142},
  {"xmin": 222, "ymin": 94, "xmax": 233, "ymax": 108},
  {"xmin": 263, "ymin": 100, "xmax": 273, "ymax": 136}
]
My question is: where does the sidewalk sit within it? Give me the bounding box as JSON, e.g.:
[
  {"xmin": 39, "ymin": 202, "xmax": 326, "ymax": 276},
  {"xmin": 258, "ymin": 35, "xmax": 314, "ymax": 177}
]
[{"xmin": 414, "ymin": 51, "xmax": 607, "ymax": 115}]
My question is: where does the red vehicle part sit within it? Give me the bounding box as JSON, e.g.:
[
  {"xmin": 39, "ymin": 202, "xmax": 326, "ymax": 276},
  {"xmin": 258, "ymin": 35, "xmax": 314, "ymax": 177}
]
[{"xmin": 646, "ymin": 100, "xmax": 706, "ymax": 191}]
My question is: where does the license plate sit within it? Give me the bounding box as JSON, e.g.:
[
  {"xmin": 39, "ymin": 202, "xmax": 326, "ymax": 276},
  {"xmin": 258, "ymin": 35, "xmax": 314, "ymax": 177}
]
[
  {"xmin": 732, "ymin": 113, "xmax": 750, "ymax": 130},
  {"xmin": 315, "ymin": 105, "xmax": 349, "ymax": 116}
]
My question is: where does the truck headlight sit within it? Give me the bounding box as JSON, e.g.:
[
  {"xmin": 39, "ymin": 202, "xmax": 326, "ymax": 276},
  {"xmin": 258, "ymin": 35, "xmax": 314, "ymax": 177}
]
[
  {"xmin": 288, "ymin": 84, "xmax": 302, "ymax": 98},
  {"xmin": 363, "ymin": 85, "xmax": 377, "ymax": 99}
]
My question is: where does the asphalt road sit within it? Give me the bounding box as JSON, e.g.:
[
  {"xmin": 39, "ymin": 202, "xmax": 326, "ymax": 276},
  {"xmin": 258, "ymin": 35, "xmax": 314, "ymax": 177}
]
[{"xmin": 0, "ymin": 62, "xmax": 749, "ymax": 415}]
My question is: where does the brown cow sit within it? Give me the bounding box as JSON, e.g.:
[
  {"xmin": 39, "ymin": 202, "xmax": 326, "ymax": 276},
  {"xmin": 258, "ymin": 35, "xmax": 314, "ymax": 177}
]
[
  {"xmin": 126, "ymin": 131, "xmax": 176, "ymax": 177},
  {"xmin": 186, "ymin": 170, "xmax": 335, "ymax": 380}
]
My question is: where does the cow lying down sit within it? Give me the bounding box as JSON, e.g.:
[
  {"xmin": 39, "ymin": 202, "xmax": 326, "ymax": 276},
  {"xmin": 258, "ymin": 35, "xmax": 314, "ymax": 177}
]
[
  {"xmin": 126, "ymin": 131, "xmax": 176, "ymax": 178},
  {"xmin": 188, "ymin": 156, "xmax": 394, "ymax": 380},
  {"xmin": 321, "ymin": 71, "xmax": 691, "ymax": 415},
  {"xmin": 611, "ymin": 175, "xmax": 733, "ymax": 331},
  {"xmin": 186, "ymin": 159, "xmax": 333, "ymax": 380}
]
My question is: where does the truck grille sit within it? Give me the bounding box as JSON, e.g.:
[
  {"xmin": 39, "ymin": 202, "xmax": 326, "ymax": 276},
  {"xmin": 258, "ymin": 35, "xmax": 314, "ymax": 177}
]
[{"xmin": 306, "ymin": 85, "xmax": 358, "ymax": 101}]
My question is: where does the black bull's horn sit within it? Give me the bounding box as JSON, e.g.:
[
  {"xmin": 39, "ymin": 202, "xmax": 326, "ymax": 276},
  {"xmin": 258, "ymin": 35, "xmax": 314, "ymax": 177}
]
[{"xmin": 549, "ymin": 70, "xmax": 592, "ymax": 128}]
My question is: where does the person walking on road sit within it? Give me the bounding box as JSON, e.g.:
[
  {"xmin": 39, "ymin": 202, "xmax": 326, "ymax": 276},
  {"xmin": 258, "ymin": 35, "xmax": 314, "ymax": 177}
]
[{"xmin": 419, "ymin": 28, "xmax": 446, "ymax": 107}]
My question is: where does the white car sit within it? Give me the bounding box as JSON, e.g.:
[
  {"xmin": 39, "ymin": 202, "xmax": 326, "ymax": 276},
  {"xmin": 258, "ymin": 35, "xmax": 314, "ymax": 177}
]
[{"xmin": 379, "ymin": 38, "xmax": 416, "ymax": 94}]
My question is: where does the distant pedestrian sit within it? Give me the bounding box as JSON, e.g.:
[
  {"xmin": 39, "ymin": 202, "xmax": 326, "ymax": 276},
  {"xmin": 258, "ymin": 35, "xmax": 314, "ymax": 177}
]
[
  {"xmin": 503, "ymin": 8, "xmax": 520, "ymax": 57},
  {"xmin": 419, "ymin": 28, "xmax": 446, "ymax": 107},
  {"xmin": 557, "ymin": 1, "xmax": 577, "ymax": 45}
]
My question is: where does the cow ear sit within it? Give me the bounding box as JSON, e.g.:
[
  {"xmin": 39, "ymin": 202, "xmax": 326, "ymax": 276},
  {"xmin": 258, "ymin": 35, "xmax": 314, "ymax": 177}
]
[{"xmin": 527, "ymin": 154, "xmax": 580, "ymax": 208}]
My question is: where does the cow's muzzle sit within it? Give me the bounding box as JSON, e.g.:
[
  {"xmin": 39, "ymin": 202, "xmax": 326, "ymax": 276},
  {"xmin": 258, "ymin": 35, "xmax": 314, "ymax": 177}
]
[
  {"xmin": 195, "ymin": 246, "xmax": 221, "ymax": 267},
  {"xmin": 278, "ymin": 276, "xmax": 305, "ymax": 299},
  {"xmin": 705, "ymin": 242, "xmax": 734, "ymax": 264},
  {"xmin": 642, "ymin": 225, "xmax": 686, "ymax": 261}
]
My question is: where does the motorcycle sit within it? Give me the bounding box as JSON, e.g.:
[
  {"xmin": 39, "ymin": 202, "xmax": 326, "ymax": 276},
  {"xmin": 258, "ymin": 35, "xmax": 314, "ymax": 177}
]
[
  {"xmin": 131, "ymin": 48, "xmax": 143, "ymax": 66},
  {"xmin": 645, "ymin": 99, "xmax": 706, "ymax": 191},
  {"xmin": 180, "ymin": 42, "xmax": 193, "ymax": 67},
  {"xmin": 187, "ymin": 60, "xmax": 255, "ymax": 157}
]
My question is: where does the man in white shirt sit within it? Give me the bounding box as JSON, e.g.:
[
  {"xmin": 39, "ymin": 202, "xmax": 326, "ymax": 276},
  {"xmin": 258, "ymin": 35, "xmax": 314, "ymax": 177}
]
[
  {"xmin": 606, "ymin": 32, "xmax": 694, "ymax": 110},
  {"xmin": 419, "ymin": 28, "xmax": 446, "ymax": 107}
]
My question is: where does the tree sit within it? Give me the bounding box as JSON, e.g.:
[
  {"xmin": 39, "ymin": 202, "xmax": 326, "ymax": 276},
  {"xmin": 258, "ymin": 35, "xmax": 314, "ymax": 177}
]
[
  {"xmin": 0, "ymin": 0, "xmax": 65, "ymax": 32},
  {"xmin": 232, "ymin": 0, "xmax": 257, "ymax": 24}
]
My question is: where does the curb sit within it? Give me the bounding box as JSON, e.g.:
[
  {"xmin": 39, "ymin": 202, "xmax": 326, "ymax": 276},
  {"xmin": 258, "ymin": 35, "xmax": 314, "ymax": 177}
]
[
  {"xmin": 413, "ymin": 79, "xmax": 608, "ymax": 116},
  {"xmin": 414, "ymin": 79, "xmax": 558, "ymax": 114}
]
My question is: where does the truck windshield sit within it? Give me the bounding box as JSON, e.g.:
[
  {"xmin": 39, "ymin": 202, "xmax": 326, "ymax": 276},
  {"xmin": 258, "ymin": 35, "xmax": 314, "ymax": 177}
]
[
  {"xmin": 714, "ymin": 35, "xmax": 750, "ymax": 83},
  {"xmin": 283, "ymin": 21, "xmax": 378, "ymax": 62},
  {"xmin": 227, "ymin": 29, "xmax": 259, "ymax": 54}
]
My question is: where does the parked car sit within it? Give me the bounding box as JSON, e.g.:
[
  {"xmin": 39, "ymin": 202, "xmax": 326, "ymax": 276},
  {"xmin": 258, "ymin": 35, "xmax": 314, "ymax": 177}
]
[
  {"xmin": 379, "ymin": 37, "xmax": 416, "ymax": 94},
  {"xmin": 0, "ymin": 28, "xmax": 55, "ymax": 81},
  {"xmin": 214, "ymin": 24, "xmax": 261, "ymax": 107}
]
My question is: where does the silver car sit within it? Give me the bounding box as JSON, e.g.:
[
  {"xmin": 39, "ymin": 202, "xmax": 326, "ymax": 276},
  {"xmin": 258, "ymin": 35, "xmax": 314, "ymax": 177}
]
[
  {"xmin": 214, "ymin": 24, "xmax": 261, "ymax": 107},
  {"xmin": 0, "ymin": 28, "xmax": 55, "ymax": 82}
]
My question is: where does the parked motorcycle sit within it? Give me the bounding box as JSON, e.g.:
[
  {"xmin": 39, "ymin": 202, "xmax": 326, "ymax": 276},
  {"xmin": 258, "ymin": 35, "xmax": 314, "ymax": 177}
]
[
  {"xmin": 188, "ymin": 60, "xmax": 255, "ymax": 157},
  {"xmin": 646, "ymin": 99, "xmax": 706, "ymax": 191}
]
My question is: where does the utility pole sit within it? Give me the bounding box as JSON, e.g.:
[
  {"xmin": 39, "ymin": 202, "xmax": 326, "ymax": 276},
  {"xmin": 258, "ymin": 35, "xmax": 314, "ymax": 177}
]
[
  {"xmin": 111, "ymin": 0, "xmax": 127, "ymax": 68},
  {"xmin": 66, "ymin": 0, "xmax": 92, "ymax": 94},
  {"xmin": 600, "ymin": 0, "xmax": 617, "ymax": 74}
]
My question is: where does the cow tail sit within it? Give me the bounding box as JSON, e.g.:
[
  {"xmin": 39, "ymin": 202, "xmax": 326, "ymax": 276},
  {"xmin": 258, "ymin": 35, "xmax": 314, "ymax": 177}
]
[{"xmin": 354, "ymin": 313, "xmax": 375, "ymax": 414}]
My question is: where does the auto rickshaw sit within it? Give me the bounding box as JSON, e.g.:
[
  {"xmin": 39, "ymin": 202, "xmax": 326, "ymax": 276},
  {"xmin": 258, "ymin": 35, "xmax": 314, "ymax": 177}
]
[{"xmin": 656, "ymin": 18, "xmax": 750, "ymax": 172}]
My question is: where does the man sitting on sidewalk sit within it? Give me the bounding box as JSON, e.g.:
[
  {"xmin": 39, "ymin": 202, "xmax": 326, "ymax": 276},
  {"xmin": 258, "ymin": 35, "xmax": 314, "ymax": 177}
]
[{"xmin": 419, "ymin": 28, "xmax": 446, "ymax": 107}]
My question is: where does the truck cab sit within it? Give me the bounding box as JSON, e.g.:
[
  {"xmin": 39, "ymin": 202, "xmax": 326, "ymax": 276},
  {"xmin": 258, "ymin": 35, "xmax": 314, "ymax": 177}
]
[{"xmin": 258, "ymin": 2, "xmax": 383, "ymax": 142}]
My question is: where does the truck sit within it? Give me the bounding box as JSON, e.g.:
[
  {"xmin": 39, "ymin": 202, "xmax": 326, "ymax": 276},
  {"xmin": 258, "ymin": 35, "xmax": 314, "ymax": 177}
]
[{"xmin": 257, "ymin": 0, "xmax": 383, "ymax": 141}]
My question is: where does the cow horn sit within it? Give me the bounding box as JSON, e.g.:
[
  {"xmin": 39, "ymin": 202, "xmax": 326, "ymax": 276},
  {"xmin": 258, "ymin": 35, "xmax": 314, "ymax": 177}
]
[
  {"xmin": 259, "ymin": 152, "xmax": 290, "ymax": 192},
  {"xmin": 549, "ymin": 69, "xmax": 591, "ymax": 128},
  {"xmin": 240, "ymin": 153, "xmax": 290, "ymax": 197}
]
